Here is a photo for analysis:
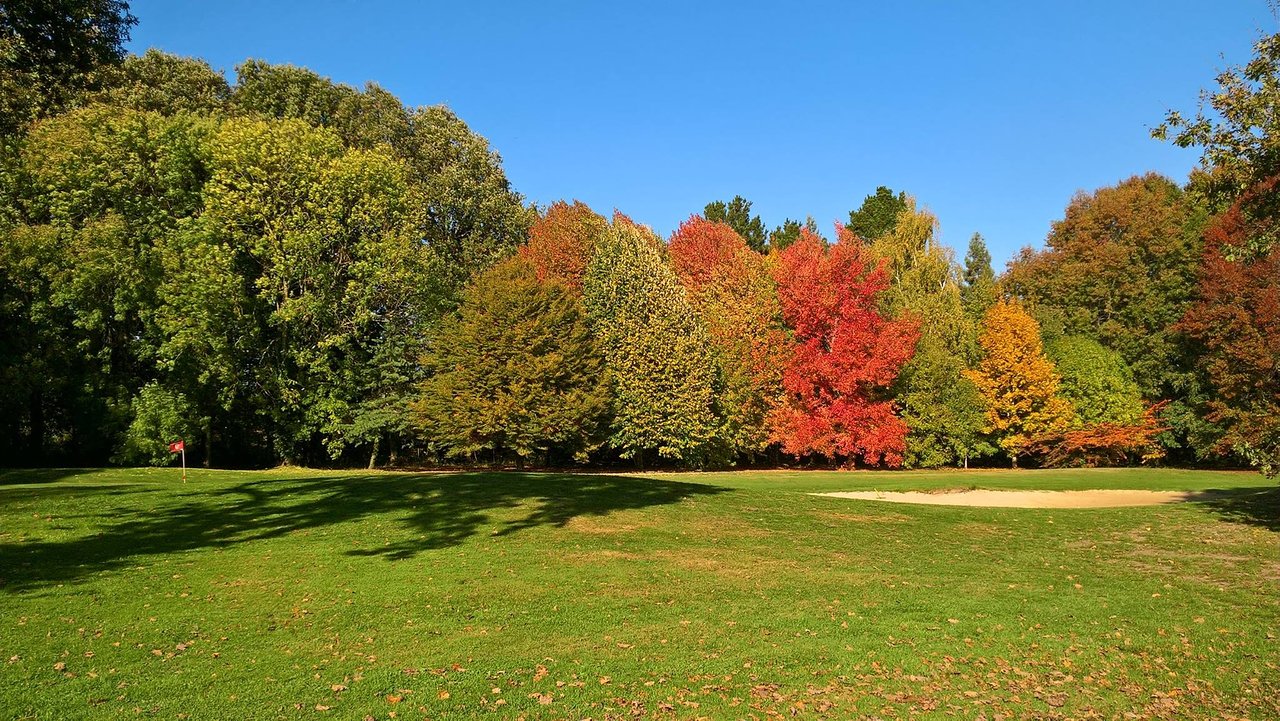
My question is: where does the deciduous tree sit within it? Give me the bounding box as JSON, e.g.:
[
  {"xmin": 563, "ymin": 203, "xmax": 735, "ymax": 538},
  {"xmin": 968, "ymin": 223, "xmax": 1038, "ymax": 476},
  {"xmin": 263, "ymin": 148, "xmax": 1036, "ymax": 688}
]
[
  {"xmin": 668, "ymin": 217, "xmax": 789, "ymax": 459},
  {"xmin": 519, "ymin": 200, "xmax": 607, "ymax": 291},
  {"xmin": 1179, "ymin": 177, "xmax": 1280, "ymax": 476},
  {"xmin": 416, "ymin": 257, "xmax": 609, "ymax": 466},
  {"xmin": 966, "ymin": 300, "xmax": 1074, "ymax": 466},
  {"xmin": 583, "ymin": 220, "xmax": 720, "ymax": 465},
  {"xmin": 769, "ymin": 227, "xmax": 918, "ymax": 466}
]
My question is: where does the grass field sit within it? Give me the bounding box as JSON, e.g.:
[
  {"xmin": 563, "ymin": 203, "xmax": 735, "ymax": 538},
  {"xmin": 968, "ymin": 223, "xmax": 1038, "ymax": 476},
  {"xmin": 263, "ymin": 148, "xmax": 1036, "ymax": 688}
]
[{"xmin": 1, "ymin": 467, "xmax": 1277, "ymax": 720}]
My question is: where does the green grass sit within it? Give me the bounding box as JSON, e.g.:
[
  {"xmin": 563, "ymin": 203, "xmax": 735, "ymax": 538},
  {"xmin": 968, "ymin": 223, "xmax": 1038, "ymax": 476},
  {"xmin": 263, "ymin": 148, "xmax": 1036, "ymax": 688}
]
[{"xmin": 0, "ymin": 467, "xmax": 1276, "ymax": 720}]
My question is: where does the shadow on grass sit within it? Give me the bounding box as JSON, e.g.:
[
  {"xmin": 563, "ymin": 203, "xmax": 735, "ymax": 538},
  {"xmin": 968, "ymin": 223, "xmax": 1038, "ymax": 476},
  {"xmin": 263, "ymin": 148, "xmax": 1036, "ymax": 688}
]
[
  {"xmin": 1190, "ymin": 486, "xmax": 1280, "ymax": 532},
  {"xmin": 0, "ymin": 472, "xmax": 727, "ymax": 593},
  {"xmin": 0, "ymin": 468, "xmax": 113, "ymax": 486}
]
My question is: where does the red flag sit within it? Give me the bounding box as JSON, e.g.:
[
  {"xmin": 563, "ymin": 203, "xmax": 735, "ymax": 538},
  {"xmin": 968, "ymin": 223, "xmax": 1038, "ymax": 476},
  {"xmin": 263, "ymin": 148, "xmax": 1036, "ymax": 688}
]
[{"xmin": 168, "ymin": 440, "xmax": 184, "ymax": 453}]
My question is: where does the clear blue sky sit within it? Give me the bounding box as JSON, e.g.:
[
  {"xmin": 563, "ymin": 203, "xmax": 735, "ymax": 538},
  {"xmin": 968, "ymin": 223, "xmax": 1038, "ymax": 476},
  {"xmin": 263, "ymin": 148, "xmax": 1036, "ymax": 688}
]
[{"xmin": 127, "ymin": 1, "xmax": 1277, "ymax": 267}]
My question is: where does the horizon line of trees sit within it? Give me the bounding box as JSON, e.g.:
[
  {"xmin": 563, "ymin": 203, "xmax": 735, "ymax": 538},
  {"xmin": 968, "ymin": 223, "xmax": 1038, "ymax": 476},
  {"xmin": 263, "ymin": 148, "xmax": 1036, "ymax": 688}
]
[{"xmin": 1, "ymin": 3, "xmax": 1276, "ymax": 475}]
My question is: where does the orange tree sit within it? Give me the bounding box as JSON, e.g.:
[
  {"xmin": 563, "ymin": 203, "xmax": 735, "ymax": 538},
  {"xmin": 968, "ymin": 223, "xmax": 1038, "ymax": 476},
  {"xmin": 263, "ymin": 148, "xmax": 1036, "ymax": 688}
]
[
  {"xmin": 965, "ymin": 300, "xmax": 1074, "ymax": 467},
  {"xmin": 668, "ymin": 216, "xmax": 789, "ymax": 461}
]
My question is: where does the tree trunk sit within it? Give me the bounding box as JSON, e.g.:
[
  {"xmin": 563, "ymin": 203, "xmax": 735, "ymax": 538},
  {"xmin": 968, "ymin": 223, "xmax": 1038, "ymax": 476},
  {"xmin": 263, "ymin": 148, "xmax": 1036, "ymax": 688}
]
[
  {"xmin": 388, "ymin": 438, "xmax": 399, "ymax": 467},
  {"xmin": 1011, "ymin": 453, "xmax": 1018, "ymax": 469},
  {"xmin": 963, "ymin": 450, "xmax": 969, "ymax": 470},
  {"xmin": 204, "ymin": 422, "xmax": 213, "ymax": 468},
  {"xmin": 28, "ymin": 388, "xmax": 44, "ymax": 463},
  {"xmin": 368, "ymin": 434, "xmax": 380, "ymax": 469},
  {"xmin": 636, "ymin": 449, "xmax": 644, "ymax": 472}
]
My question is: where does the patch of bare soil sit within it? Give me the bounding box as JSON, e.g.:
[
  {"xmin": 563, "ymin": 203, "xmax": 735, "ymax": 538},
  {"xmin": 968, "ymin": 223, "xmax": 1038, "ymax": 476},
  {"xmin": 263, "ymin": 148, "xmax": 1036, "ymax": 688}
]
[{"xmin": 813, "ymin": 489, "xmax": 1211, "ymax": 508}]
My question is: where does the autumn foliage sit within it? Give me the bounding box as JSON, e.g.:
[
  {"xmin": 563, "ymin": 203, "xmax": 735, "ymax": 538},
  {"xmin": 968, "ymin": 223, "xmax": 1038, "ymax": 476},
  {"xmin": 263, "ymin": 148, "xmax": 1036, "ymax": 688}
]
[
  {"xmin": 767, "ymin": 227, "xmax": 919, "ymax": 466},
  {"xmin": 1028, "ymin": 402, "xmax": 1169, "ymax": 468},
  {"xmin": 966, "ymin": 300, "xmax": 1074, "ymax": 465},
  {"xmin": 669, "ymin": 217, "xmax": 790, "ymax": 456},
  {"xmin": 519, "ymin": 200, "xmax": 608, "ymax": 291},
  {"xmin": 1178, "ymin": 177, "xmax": 1280, "ymax": 475}
]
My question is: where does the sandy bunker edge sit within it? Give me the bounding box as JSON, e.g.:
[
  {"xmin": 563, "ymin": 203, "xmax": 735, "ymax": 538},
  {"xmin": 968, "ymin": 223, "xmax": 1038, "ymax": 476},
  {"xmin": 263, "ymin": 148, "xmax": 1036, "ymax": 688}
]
[{"xmin": 812, "ymin": 489, "xmax": 1208, "ymax": 509}]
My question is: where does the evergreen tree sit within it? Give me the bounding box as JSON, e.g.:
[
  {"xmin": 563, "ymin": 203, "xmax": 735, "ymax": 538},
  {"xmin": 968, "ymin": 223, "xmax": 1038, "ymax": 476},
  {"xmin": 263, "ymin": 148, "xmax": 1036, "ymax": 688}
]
[
  {"xmin": 703, "ymin": 195, "xmax": 767, "ymax": 253},
  {"xmin": 847, "ymin": 185, "xmax": 908, "ymax": 241},
  {"xmin": 961, "ymin": 232, "xmax": 998, "ymax": 320}
]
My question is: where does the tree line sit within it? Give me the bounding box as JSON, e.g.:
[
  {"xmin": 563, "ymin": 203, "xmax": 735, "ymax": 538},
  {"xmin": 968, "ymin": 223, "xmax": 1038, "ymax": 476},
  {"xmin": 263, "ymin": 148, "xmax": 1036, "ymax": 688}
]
[{"xmin": 1, "ymin": 3, "xmax": 1276, "ymax": 474}]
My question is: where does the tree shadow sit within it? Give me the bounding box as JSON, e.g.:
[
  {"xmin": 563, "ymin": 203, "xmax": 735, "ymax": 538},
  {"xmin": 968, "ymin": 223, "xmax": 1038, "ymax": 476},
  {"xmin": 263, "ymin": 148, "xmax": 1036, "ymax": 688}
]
[
  {"xmin": 1188, "ymin": 486, "xmax": 1280, "ymax": 532},
  {"xmin": 0, "ymin": 472, "xmax": 727, "ymax": 593},
  {"xmin": 0, "ymin": 468, "xmax": 114, "ymax": 486}
]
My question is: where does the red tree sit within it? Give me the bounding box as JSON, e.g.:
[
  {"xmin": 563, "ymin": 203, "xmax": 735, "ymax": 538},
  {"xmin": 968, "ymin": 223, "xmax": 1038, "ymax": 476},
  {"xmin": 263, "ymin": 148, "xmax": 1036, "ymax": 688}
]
[
  {"xmin": 769, "ymin": 226, "xmax": 919, "ymax": 466},
  {"xmin": 1178, "ymin": 176, "xmax": 1280, "ymax": 475},
  {"xmin": 519, "ymin": 200, "xmax": 607, "ymax": 291}
]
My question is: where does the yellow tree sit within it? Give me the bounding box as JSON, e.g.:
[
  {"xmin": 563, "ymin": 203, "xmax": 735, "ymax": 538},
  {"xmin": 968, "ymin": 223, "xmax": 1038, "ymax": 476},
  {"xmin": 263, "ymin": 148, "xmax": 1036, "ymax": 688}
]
[{"xmin": 965, "ymin": 300, "xmax": 1074, "ymax": 467}]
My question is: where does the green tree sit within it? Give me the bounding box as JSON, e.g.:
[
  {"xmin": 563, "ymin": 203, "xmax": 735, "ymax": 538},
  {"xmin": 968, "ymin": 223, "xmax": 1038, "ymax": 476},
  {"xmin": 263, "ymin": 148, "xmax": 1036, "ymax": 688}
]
[
  {"xmin": 1046, "ymin": 335, "xmax": 1145, "ymax": 427},
  {"xmin": 582, "ymin": 220, "xmax": 720, "ymax": 466},
  {"xmin": 961, "ymin": 232, "xmax": 997, "ymax": 321},
  {"xmin": 114, "ymin": 382, "xmax": 197, "ymax": 466},
  {"xmin": 231, "ymin": 60, "xmax": 534, "ymax": 304},
  {"xmin": 703, "ymin": 195, "xmax": 766, "ymax": 253},
  {"xmin": 1154, "ymin": 31, "xmax": 1280, "ymax": 217},
  {"xmin": 0, "ymin": 0, "xmax": 136, "ymax": 133},
  {"xmin": 0, "ymin": 104, "xmax": 210, "ymax": 462},
  {"xmin": 84, "ymin": 49, "xmax": 231, "ymax": 115},
  {"xmin": 769, "ymin": 218, "xmax": 802, "ymax": 251},
  {"xmin": 897, "ymin": 337, "xmax": 992, "ymax": 468},
  {"xmin": 847, "ymin": 185, "xmax": 908, "ymax": 241},
  {"xmin": 867, "ymin": 203, "xmax": 987, "ymax": 467},
  {"xmin": 416, "ymin": 257, "xmax": 608, "ymax": 466}
]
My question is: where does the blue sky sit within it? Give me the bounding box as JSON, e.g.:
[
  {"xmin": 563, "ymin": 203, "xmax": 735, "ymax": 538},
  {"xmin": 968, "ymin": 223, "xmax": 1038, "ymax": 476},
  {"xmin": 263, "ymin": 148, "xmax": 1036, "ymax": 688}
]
[{"xmin": 127, "ymin": 1, "xmax": 1276, "ymax": 267}]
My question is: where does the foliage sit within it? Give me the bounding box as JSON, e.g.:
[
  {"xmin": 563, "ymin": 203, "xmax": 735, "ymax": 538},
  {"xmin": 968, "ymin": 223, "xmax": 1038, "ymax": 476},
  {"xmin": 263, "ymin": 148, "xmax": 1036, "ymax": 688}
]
[
  {"xmin": 847, "ymin": 185, "xmax": 908, "ymax": 241},
  {"xmin": 768, "ymin": 227, "xmax": 918, "ymax": 466},
  {"xmin": 961, "ymin": 232, "xmax": 997, "ymax": 321},
  {"xmin": 867, "ymin": 203, "xmax": 985, "ymax": 467},
  {"xmin": 0, "ymin": 0, "xmax": 136, "ymax": 133},
  {"xmin": 519, "ymin": 199, "xmax": 607, "ymax": 291},
  {"xmin": 113, "ymin": 382, "xmax": 197, "ymax": 466},
  {"xmin": 668, "ymin": 217, "xmax": 789, "ymax": 459},
  {"xmin": 1003, "ymin": 174, "xmax": 1206, "ymax": 458},
  {"xmin": 1179, "ymin": 177, "xmax": 1280, "ymax": 477},
  {"xmin": 1028, "ymin": 402, "xmax": 1169, "ymax": 468},
  {"xmin": 582, "ymin": 220, "xmax": 720, "ymax": 465},
  {"xmin": 85, "ymin": 48, "xmax": 231, "ymax": 115},
  {"xmin": 966, "ymin": 300, "xmax": 1074, "ymax": 465},
  {"xmin": 896, "ymin": 336, "xmax": 993, "ymax": 468},
  {"xmin": 1046, "ymin": 335, "xmax": 1145, "ymax": 427},
  {"xmin": 768, "ymin": 218, "xmax": 803, "ymax": 251},
  {"xmin": 703, "ymin": 195, "xmax": 767, "ymax": 253},
  {"xmin": 1154, "ymin": 31, "xmax": 1280, "ymax": 213},
  {"xmin": 415, "ymin": 257, "xmax": 609, "ymax": 465}
]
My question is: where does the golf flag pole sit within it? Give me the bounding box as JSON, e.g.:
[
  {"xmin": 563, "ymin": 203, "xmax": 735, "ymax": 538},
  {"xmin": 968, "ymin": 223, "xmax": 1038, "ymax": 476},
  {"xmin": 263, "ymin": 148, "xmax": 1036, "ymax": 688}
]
[{"xmin": 168, "ymin": 440, "xmax": 186, "ymax": 482}]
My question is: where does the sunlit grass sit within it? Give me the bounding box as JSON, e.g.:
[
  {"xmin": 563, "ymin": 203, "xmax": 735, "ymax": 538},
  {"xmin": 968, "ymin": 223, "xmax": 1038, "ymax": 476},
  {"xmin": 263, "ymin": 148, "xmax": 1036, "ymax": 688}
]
[{"xmin": 1, "ymin": 467, "xmax": 1276, "ymax": 719}]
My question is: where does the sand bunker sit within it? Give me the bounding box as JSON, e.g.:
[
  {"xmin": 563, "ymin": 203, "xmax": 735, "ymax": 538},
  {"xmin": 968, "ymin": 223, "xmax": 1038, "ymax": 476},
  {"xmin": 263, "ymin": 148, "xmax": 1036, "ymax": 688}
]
[{"xmin": 813, "ymin": 489, "xmax": 1206, "ymax": 509}]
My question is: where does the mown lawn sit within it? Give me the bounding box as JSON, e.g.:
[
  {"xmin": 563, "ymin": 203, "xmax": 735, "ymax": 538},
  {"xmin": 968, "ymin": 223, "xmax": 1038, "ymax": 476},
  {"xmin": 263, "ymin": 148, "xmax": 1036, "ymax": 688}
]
[{"xmin": 0, "ymin": 467, "xmax": 1276, "ymax": 720}]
